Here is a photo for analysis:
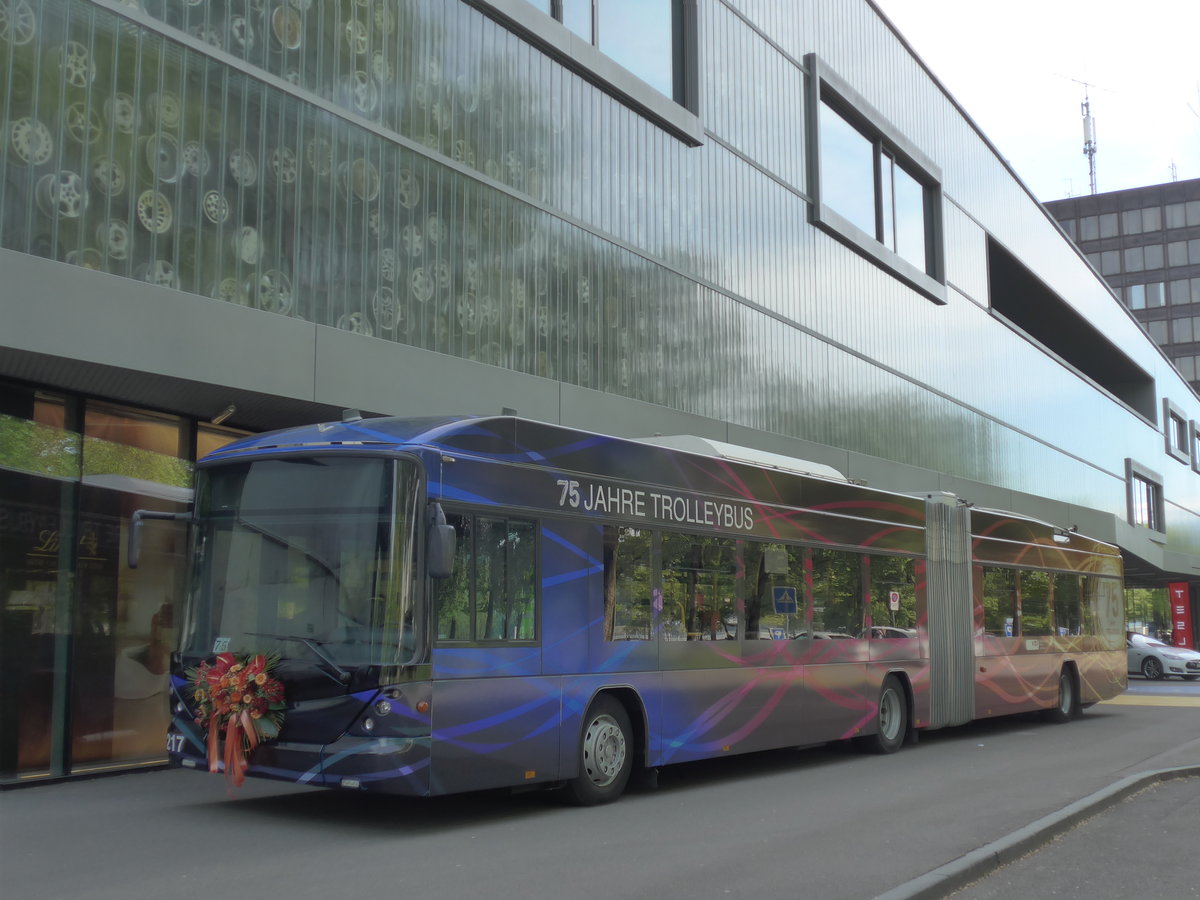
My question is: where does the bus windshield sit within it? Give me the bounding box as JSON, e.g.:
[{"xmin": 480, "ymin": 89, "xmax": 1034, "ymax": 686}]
[{"xmin": 182, "ymin": 455, "xmax": 421, "ymax": 675}]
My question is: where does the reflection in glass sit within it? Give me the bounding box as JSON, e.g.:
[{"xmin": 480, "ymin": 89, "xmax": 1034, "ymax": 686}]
[
  {"xmin": 661, "ymin": 533, "xmax": 736, "ymax": 641},
  {"xmin": 743, "ymin": 542, "xmax": 804, "ymax": 639},
  {"xmin": 597, "ymin": 0, "xmax": 674, "ymax": 98},
  {"xmin": 867, "ymin": 555, "xmax": 916, "ymax": 636},
  {"xmin": 891, "ymin": 163, "xmax": 927, "ymax": 272},
  {"xmin": 603, "ymin": 526, "xmax": 653, "ymax": 641},
  {"xmin": 810, "ymin": 547, "xmax": 862, "ymax": 637},
  {"xmin": 562, "ymin": 0, "xmax": 593, "ymax": 40},
  {"xmin": 819, "ymin": 102, "xmax": 876, "ymax": 238}
]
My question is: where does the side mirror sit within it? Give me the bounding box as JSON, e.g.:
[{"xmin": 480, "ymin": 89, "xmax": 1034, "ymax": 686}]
[
  {"xmin": 128, "ymin": 509, "xmax": 192, "ymax": 569},
  {"xmin": 426, "ymin": 503, "xmax": 457, "ymax": 579}
]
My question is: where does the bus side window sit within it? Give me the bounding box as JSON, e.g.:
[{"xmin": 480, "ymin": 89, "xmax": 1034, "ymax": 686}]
[
  {"xmin": 810, "ymin": 547, "xmax": 862, "ymax": 639},
  {"xmin": 475, "ymin": 517, "xmax": 537, "ymax": 641},
  {"xmin": 434, "ymin": 514, "xmax": 472, "ymax": 641},
  {"xmin": 866, "ymin": 554, "xmax": 917, "ymax": 638},
  {"xmin": 603, "ymin": 526, "xmax": 652, "ymax": 641}
]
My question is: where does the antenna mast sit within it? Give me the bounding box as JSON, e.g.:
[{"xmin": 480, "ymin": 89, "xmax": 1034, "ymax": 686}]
[{"xmin": 1080, "ymin": 85, "xmax": 1098, "ymax": 195}]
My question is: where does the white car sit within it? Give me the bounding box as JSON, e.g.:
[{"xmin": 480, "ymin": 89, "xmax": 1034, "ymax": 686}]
[{"xmin": 1126, "ymin": 632, "xmax": 1200, "ymax": 681}]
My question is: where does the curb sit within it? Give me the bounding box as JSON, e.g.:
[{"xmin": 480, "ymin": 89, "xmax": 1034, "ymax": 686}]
[{"xmin": 872, "ymin": 764, "xmax": 1200, "ymax": 900}]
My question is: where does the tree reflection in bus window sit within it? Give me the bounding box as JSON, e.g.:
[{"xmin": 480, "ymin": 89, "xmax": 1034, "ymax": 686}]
[
  {"xmin": 1053, "ymin": 574, "xmax": 1083, "ymax": 637},
  {"xmin": 742, "ymin": 542, "xmax": 805, "ymax": 639},
  {"xmin": 981, "ymin": 566, "xmax": 1017, "ymax": 637},
  {"xmin": 661, "ymin": 532, "xmax": 737, "ymax": 641},
  {"xmin": 866, "ymin": 555, "xmax": 917, "ymax": 637},
  {"xmin": 602, "ymin": 525, "xmax": 653, "ymax": 640},
  {"xmin": 434, "ymin": 514, "xmax": 472, "ymax": 640},
  {"xmin": 810, "ymin": 548, "xmax": 862, "ymax": 638},
  {"xmin": 476, "ymin": 517, "xmax": 536, "ymax": 641},
  {"xmin": 434, "ymin": 514, "xmax": 537, "ymax": 642},
  {"xmin": 1018, "ymin": 570, "xmax": 1054, "ymax": 637}
]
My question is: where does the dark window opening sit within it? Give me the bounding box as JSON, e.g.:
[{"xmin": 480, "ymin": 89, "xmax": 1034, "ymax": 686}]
[{"xmin": 988, "ymin": 238, "xmax": 1156, "ymax": 420}]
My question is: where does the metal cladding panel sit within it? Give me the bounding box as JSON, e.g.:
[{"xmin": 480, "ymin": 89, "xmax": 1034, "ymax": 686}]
[{"xmin": 924, "ymin": 495, "xmax": 975, "ymax": 729}]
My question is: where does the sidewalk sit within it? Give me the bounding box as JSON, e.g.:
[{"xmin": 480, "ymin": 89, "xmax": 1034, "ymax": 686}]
[{"xmin": 876, "ymin": 768, "xmax": 1200, "ymax": 899}]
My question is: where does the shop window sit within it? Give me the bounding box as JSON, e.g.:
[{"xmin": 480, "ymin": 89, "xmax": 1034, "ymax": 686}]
[{"xmin": 806, "ymin": 54, "xmax": 945, "ymax": 304}]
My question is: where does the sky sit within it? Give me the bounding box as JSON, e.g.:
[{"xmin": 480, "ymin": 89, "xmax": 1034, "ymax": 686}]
[{"xmin": 872, "ymin": 0, "xmax": 1200, "ymax": 201}]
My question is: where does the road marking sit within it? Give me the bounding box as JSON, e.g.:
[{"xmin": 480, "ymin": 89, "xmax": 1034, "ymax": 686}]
[{"xmin": 1102, "ymin": 694, "xmax": 1200, "ymax": 708}]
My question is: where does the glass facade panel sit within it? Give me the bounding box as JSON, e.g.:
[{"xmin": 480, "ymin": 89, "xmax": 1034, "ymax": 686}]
[
  {"xmin": 1172, "ymin": 316, "xmax": 1193, "ymax": 344},
  {"xmin": 1144, "ymin": 244, "xmax": 1163, "ymax": 270},
  {"xmin": 1169, "ymin": 241, "xmax": 1189, "ymax": 267},
  {"xmin": 1146, "ymin": 320, "xmax": 1168, "ymax": 344},
  {"xmin": 1079, "ymin": 216, "xmax": 1099, "ymax": 241},
  {"xmin": 1098, "ymin": 213, "xmax": 1118, "ymax": 238},
  {"xmin": 1100, "ymin": 250, "xmax": 1121, "ymax": 276},
  {"xmin": 1142, "ymin": 207, "xmax": 1162, "ymax": 232},
  {"xmin": 1146, "ymin": 282, "xmax": 1164, "ymax": 308},
  {"xmin": 1128, "ymin": 284, "xmax": 1145, "ymax": 309},
  {"xmin": 1121, "ymin": 210, "xmax": 1142, "ymax": 236},
  {"xmin": 1167, "ymin": 203, "xmax": 1186, "ymax": 229},
  {"xmin": 1124, "ymin": 247, "xmax": 1145, "ymax": 272}
]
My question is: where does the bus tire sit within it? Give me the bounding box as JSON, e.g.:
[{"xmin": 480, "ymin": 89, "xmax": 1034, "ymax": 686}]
[
  {"xmin": 860, "ymin": 675, "xmax": 907, "ymax": 754},
  {"xmin": 561, "ymin": 695, "xmax": 633, "ymax": 806},
  {"xmin": 1045, "ymin": 668, "xmax": 1077, "ymax": 723}
]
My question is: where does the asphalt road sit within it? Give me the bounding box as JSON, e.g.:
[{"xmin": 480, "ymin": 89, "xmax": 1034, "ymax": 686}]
[{"xmin": 3, "ymin": 680, "xmax": 1200, "ymax": 900}]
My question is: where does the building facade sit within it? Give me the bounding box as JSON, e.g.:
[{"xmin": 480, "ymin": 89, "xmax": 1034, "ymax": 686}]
[
  {"xmin": 2, "ymin": 0, "xmax": 1199, "ymax": 785},
  {"xmin": 1044, "ymin": 178, "xmax": 1200, "ymax": 388}
]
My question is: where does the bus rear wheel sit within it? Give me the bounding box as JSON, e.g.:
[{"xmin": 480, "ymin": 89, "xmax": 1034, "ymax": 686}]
[
  {"xmin": 859, "ymin": 675, "xmax": 907, "ymax": 754},
  {"xmin": 561, "ymin": 695, "xmax": 632, "ymax": 806}
]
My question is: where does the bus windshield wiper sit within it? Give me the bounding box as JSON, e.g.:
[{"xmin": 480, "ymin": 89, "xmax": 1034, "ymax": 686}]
[{"xmin": 245, "ymin": 631, "xmax": 351, "ymax": 684}]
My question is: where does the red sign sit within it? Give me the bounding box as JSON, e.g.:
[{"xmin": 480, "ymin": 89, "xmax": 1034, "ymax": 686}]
[{"xmin": 1168, "ymin": 582, "xmax": 1194, "ymax": 649}]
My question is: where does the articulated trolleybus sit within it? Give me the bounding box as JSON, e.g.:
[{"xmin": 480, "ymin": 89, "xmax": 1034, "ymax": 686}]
[{"xmin": 149, "ymin": 415, "xmax": 1125, "ymax": 804}]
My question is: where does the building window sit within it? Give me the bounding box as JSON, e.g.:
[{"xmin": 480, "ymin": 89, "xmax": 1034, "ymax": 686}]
[
  {"xmin": 1170, "ymin": 278, "xmax": 1200, "ymax": 305},
  {"xmin": 1192, "ymin": 422, "xmax": 1200, "ymax": 474},
  {"xmin": 521, "ymin": 0, "xmax": 680, "ymax": 101},
  {"xmin": 805, "ymin": 54, "xmax": 945, "ymax": 304},
  {"xmin": 1164, "ymin": 399, "xmax": 1190, "ymax": 464},
  {"xmin": 1176, "ymin": 356, "xmax": 1198, "ymax": 382},
  {"xmin": 1127, "ymin": 460, "xmax": 1164, "ymax": 533},
  {"xmin": 1145, "ymin": 320, "xmax": 1168, "ymax": 345}
]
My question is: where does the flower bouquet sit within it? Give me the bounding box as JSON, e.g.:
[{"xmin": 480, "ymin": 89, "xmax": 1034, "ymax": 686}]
[{"xmin": 187, "ymin": 652, "xmax": 286, "ymax": 787}]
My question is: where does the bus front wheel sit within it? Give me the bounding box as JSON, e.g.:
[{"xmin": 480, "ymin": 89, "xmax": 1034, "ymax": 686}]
[
  {"xmin": 1045, "ymin": 668, "xmax": 1078, "ymax": 723},
  {"xmin": 859, "ymin": 675, "xmax": 907, "ymax": 754},
  {"xmin": 561, "ymin": 695, "xmax": 633, "ymax": 806}
]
